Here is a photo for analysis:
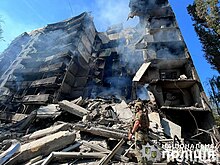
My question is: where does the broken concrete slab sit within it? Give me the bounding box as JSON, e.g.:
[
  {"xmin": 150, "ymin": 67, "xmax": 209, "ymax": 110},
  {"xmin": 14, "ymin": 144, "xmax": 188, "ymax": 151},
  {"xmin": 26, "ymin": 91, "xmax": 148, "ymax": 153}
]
[
  {"xmin": 82, "ymin": 141, "xmax": 129, "ymax": 162},
  {"xmin": 113, "ymin": 100, "xmax": 133, "ymax": 123},
  {"xmin": 161, "ymin": 118, "xmax": 181, "ymax": 139},
  {"xmin": 42, "ymin": 152, "xmax": 106, "ymax": 165},
  {"xmin": 133, "ymin": 62, "xmax": 151, "ymax": 82},
  {"xmin": 23, "ymin": 123, "xmax": 71, "ymax": 140},
  {"xmin": 19, "ymin": 110, "xmax": 37, "ymax": 131},
  {"xmin": 36, "ymin": 104, "xmax": 61, "ymax": 119},
  {"xmin": 0, "ymin": 112, "xmax": 27, "ymax": 122},
  {"xmin": 59, "ymin": 100, "xmax": 89, "ymax": 118},
  {"xmin": 74, "ymin": 123, "xmax": 128, "ymax": 140},
  {"xmin": 5, "ymin": 131, "xmax": 76, "ymax": 165},
  {"xmin": 0, "ymin": 140, "xmax": 20, "ymax": 165}
]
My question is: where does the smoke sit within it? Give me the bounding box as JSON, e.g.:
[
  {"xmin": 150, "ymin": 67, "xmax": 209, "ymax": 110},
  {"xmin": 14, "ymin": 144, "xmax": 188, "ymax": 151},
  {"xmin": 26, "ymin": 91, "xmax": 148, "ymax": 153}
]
[
  {"xmin": 3, "ymin": 28, "xmax": 73, "ymax": 94},
  {"xmin": 137, "ymin": 84, "xmax": 149, "ymax": 100},
  {"xmin": 91, "ymin": 0, "xmax": 186, "ymax": 100},
  {"xmin": 94, "ymin": 0, "xmax": 138, "ymax": 32},
  {"xmin": 157, "ymin": 47, "xmax": 174, "ymax": 59},
  {"xmin": 105, "ymin": 76, "xmax": 131, "ymax": 88},
  {"xmin": 153, "ymin": 29, "xmax": 181, "ymax": 42}
]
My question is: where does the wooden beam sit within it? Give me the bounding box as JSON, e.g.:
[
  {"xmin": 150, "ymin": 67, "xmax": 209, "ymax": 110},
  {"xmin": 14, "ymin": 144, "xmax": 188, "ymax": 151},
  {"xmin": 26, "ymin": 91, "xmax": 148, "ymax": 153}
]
[
  {"xmin": 98, "ymin": 139, "xmax": 125, "ymax": 165},
  {"xmin": 82, "ymin": 141, "xmax": 129, "ymax": 162},
  {"xmin": 42, "ymin": 152, "xmax": 107, "ymax": 165}
]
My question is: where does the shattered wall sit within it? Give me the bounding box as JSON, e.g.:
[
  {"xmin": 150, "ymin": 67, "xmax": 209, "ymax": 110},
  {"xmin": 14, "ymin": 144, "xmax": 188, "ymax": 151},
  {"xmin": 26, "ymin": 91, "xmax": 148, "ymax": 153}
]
[
  {"xmin": 0, "ymin": 0, "xmax": 216, "ymax": 144},
  {"xmin": 129, "ymin": 0, "xmax": 215, "ymax": 140},
  {"xmin": 0, "ymin": 12, "xmax": 97, "ymax": 113},
  {"xmin": 0, "ymin": 0, "xmax": 219, "ymax": 164}
]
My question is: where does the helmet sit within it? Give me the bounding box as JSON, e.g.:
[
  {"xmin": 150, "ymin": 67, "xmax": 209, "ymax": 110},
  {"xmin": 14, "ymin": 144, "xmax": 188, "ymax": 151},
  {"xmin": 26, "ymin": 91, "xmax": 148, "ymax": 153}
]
[{"xmin": 134, "ymin": 102, "xmax": 142, "ymax": 109}]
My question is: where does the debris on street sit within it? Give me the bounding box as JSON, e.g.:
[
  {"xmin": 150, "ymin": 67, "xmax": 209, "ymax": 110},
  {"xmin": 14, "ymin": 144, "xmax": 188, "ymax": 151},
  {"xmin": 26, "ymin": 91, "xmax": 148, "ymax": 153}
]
[{"xmin": 0, "ymin": 0, "xmax": 219, "ymax": 164}]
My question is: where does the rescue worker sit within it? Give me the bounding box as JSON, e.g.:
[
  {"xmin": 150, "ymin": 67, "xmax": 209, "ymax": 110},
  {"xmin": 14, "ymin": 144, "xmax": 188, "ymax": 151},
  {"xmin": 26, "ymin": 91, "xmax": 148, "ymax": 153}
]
[{"xmin": 128, "ymin": 101, "xmax": 150, "ymax": 164}]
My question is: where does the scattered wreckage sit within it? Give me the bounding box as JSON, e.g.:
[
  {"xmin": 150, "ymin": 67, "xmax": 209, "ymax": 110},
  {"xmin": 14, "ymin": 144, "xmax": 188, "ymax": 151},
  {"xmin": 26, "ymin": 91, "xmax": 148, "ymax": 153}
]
[
  {"xmin": 0, "ymin": 96, "xmax": 219, "ymax": 164},
  {"xmin": 0, "ymin": 0, "xmax": 220, "ymax": 164}
]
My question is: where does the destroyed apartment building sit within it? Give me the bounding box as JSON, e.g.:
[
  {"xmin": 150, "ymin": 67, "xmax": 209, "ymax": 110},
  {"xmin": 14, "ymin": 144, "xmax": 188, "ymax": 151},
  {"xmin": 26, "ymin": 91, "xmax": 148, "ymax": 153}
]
[{"xmin": 0, "ymin": 0, "xmax": 219, "ymax": 164}]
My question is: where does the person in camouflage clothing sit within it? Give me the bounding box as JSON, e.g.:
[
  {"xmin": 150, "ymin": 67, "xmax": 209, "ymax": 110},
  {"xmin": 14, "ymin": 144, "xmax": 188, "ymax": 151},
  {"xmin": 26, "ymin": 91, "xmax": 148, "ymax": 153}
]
[{"xmin": 129, "ymin": 102, "xmax": 150, "ymax": 164}]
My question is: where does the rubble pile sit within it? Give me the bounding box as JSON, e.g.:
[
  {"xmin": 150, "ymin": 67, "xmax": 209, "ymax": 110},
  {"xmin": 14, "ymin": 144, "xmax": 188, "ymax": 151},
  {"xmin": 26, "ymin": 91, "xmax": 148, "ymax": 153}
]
[
  {"xmin": 0, "ymin": 0, "xmax": 219, "ymax": 164},
  {"xmin": 0, "ymin": 96, "xmax": 183, "ymax": 164}
]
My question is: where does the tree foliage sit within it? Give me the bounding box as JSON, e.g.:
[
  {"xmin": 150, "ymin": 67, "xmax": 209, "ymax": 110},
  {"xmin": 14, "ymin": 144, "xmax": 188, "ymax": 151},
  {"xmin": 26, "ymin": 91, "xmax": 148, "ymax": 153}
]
[
  {"xmin": 209, "ymin": 76, "xmax": 220, "ymax": 114},
  {"xmin": 187, "ymin": 1, "xmax": 220, "ymax": 115},
  {"xmin": 187, "ymin": 0, "xmax": 220, "ymax": 72}
]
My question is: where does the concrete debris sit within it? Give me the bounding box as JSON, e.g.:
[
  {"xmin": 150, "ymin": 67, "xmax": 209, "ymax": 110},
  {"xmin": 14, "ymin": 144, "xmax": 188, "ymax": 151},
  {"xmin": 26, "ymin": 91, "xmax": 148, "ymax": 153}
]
[
  {"xmin": 74, "ymin": 123, "xmax": 128, "ymax": 140},
  {"xmin": 5, "ymin": 131, "xmax": 76, "ymax": 165},
  {"xmin": 0, "ymin": 140, "xmax": 20, "ymax": 165},
  {"xmin": 22, "ymin": 123, "xmax": 71, "ymax": 140},
  {"xmin": 113, "ymin": 100, "xmax": 133, "ymax": 123},
  {"xmin": 132, "ymin": 62, "xmax": 151, "ymax": 82},
  {"xmin": 0, "ymin": 96, "xmax": 218, "ymax": 164},
  {"xmin": 36, "ymin": 104, "xmax": 61, "ymax": 119},
  {"xmin": 71, "ymin": 96, "xmax": 84, "ymax": 106},
  {"xmin": 82, "ymin": 141, "xmax": 129, "ymax": 162},
  {"xmin": 161, "ymin": 118, "xmax": 181, "ymax": 139},
  {"xmin": 59, "ymin": 100, "xmax": 89, "ymax": 118},
  {"xmin": 0, "ymin": 0, "xmax": 219, "ymax": 164},
  {"xmin": 98, "ymin": 138, "xmax": 125, "ymax": 165},
  {"xmin": 0, "ymin": 112, "xmax": 27, "ymax": 122},
  {"xmin": 41, "ymin": 152, "xmax": 107, "ymax": 165}
]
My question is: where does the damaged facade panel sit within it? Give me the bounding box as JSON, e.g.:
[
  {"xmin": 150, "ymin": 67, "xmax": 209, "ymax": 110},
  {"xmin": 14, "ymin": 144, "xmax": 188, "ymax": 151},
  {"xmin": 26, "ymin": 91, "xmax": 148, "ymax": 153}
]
[
  {"xmin": 0, "ymin": 12, "xmax": 97, "ymax": 113},
  {"xmin": 0, "ymin": 33, "xmax": 31, "ymax": 78},
  {"xmin": 130, "ymin": 0, "xmax": 215, "ymax": 140},
  {"xmin": 0, "ymin": 0, "xmax": 218, "ymax": 164}
]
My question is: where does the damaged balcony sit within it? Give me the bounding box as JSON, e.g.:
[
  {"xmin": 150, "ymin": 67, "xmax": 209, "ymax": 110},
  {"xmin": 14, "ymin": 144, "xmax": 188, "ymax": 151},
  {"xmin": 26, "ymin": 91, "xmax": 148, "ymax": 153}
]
[
  {"xmin": 145, "ymin": 6, "xmax": 174, "ymax": 18},
  {"xmin": 30, "ymin": 34, "xmax": 92, "ymax": 64},
  {"xmin": 136, "ymin": 40, "xmax": 188, "ymax": 59},
  {"xmin": 129, "ymin": 0, "xmax": 169, "ymax": 17},
  {"xmin": 13, "ymin": 62, "xmax": 67, "ymax": 80},
  {"xmin": 149, "ymin": 16, "xmax": 177, "ymax": 28},
  {"xmin": 20, "ymin": 51, "xmax": 73, "ymax": 68},
  {"xmin": 21, "ymin": 94, "xmax": 53, "ymax": 104},
  {"xmin": 149, "ymin": 79, "xmax": 205, "ymax": 108},
  {"xmin": 0, "ymin": 0, "xmax": 218, "ymax": 163},
  {"xmin": 147, "ymin": 27, "xmax": 182, "ymax": 42}
]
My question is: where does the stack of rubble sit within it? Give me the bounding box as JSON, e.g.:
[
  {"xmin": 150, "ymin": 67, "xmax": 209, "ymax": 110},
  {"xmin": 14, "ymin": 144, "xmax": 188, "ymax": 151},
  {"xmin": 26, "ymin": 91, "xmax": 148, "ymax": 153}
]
[
  {"xmin": 0, "ymin": 96, "xmax": 184, "ymax": 164},
  {"xmin": 0, "ymin": 0, "xmax": 219, "ymax": 164}
]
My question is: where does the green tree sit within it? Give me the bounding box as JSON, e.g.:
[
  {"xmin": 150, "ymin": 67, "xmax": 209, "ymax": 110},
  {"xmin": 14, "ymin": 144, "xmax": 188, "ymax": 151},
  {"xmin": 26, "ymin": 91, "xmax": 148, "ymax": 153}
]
[
  {"xmin": 187, "ymin": 0, "xmax": 220, "ymax": 114},
  {"xmin": 209, "ymin": 76, "xmax": 220, "ymax": 114},
  {"xmin": 187, "ymin": 0, "xmax": 220, "ymax": 71}
]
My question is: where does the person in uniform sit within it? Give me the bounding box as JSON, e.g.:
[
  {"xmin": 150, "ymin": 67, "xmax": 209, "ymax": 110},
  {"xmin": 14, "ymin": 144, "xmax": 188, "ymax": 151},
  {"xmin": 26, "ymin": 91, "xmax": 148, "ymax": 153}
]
[{"xmin": 129, "ymin": 101, "xmax": 150, "ymax": 164}]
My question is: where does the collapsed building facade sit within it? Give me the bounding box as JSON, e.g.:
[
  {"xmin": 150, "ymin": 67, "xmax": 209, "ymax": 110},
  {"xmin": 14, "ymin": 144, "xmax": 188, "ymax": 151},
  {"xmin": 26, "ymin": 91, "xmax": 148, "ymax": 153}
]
[{"xmin": 0, "ymin": 0, "xmax": 219, "ymax": 164}]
